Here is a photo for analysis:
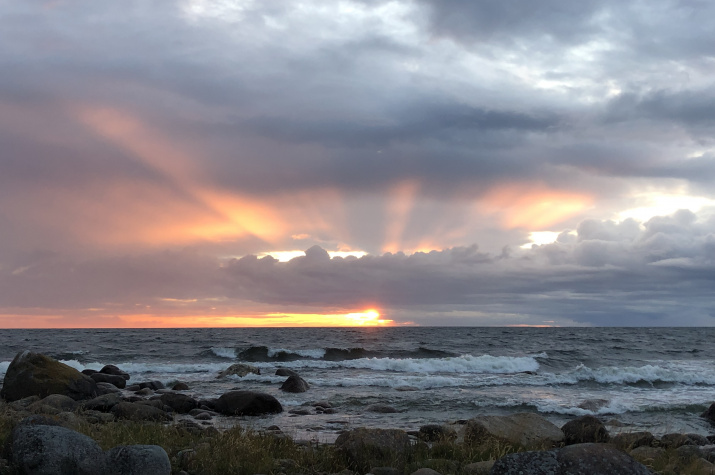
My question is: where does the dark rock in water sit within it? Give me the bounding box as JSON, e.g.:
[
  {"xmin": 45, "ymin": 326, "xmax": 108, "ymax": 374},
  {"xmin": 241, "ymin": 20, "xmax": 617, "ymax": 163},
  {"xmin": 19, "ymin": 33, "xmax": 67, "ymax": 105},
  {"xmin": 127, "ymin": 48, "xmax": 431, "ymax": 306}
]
[
  {"xmin": 215, "ymin": 390, "xmax": 283, "ymax": 416},
  {"xmin": 9, "ymin": 423, "xmax": 109, "ymax": 474},
  {"xmin": 106, "ymin": 444, "xmax": 171, "ymax": 475},
  {"xmin": 465, "ymin": 413, "xmax": 564, "ymax": 450},
  {"xmin": 99, "ymin": 364, "xmax": 130, "ymax": 380},
  {"xmin": 160, "ymin": 393, "xmax": 198, "ymax": 414},
  {"xmin": 172, "ymin": 382, "xmax": 190, "ymax": 391},
  {"xmin": 702, "ymin": 402, "xmax": 715, "ymax": 423},
  {"xmin": 289, "ymin": 408, "xmax": 312, "ymax": 415},
  {"xmin": 335, "ymin": 428, "xmax": 411, "ymax": 473},
  {"xmin": 276, "ymin": 368, "xmax": 300, "ymax": 377},
  {"xmin": 138, "ymin": 381, "xmax": 165, "ymax": 390},
  {"xmin": 111, "ymin": 402, "xmax": 172, "ymax": 422},
  {"xmin": 90, "ymin": 372, "xmax": 127, "ymax": 389},
  {"xmin": 280, "ymin": 375, "xmax": 310, "ymax": 393},
  {"xmin": 418, "ymin": 424, "xmax": 456, "ymax": 442},
  {"xmin": 0, "ymin": 351, "xmax": 98, "ymax": 402},
  {"xmin": 561, "ymin": 415, "xmax": 609, "ymax": 445},
  {"xmin": 217, "ymin": 363, "xmax": 261, "ymax": 378},
  {"xmin": 577, "ymin": 399, "xmax": 610, "ymax": 412},
  {"xmin": 491, "ymin": 443, "xmax": 651, "ymax": 475},
  {"xmin": 198, "ymin": 398, "xmax": 218, "ymax": 411},
  {"xmin": 83, "ymin": 393, "xmax": 123, "ymax": 412},
  {"xmin": 611, "ymin": 431, "xmax": 656, "ymax": 451},
  {"xmin": 366, "ymin": 403, "xmax": 400, "ymax": 413}
]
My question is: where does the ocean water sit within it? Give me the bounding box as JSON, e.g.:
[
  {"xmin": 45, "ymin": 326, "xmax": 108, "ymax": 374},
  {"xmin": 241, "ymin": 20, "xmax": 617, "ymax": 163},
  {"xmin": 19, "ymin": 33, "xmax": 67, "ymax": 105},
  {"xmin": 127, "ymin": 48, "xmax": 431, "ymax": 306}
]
[{"xmin": 1, "ymin": 327, "xmax": 714, "ymax": 441}]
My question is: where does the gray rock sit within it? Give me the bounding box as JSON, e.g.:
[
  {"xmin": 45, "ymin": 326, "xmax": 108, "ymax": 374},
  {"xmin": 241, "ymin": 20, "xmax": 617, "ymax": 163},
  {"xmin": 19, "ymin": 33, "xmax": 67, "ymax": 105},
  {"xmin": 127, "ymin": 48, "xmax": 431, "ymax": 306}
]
[
  {"xmin": 99, "ymin": 364, "xmax": 130, "ymax": 380},
  {"xmin": 660, "ymin": 433, "xmax": 695, "ymax": 449},
  {"xmin": 28, "ymin": 394, "xmax": 78, "ymax": 413},
  {"xmin": 90, "ymin": 372, "xmax": 127, "ymax": 389},
  {"xmin": 465, "ymin": 413, "xmax": 564, "ymax": 450},
  {"xmin": 366, "ymin": 403, "xmax": 400, "ymax": 413},
  {"xmin": 10, "ymin": 424, "xmax": 109, "ymax": 474},
  {"xmin": 96, "ymin": 382, "xmax": 122, "ymax": 394},
  {"xmin": 111, "ymin": 402, "xmax": 172, "ymax": 422},
  {"xmin": 83, "ymin": 393, "xmax": 123, "ymax": 412},
  {"xmin": 159, "ymin": 393, "xmax": 198, "ymax": 414},
  {"xmin": 280, "ymin": 375, "xmax": 310, "ymax": 393},
  {"xmin": 335, "ymin": 428, "xmax": 411, "ymax": 473},
  {"xmin": 171, "ymin": 382, "xmax": 190, "ymax": 391},
  {"xmin": 137, "ymin": 381, "xmax": 165, "ymax": 390},
  {"xmin": 701, "ymin": 402, "xmax": 715, "ymax": 423},
  {"xmin": 0, "ymin": 351, "xmax": 98, "ymax": 401},
  {"xmin": 106, "ymin": 444, "xmax": 171, "ymax": 475},
  {"xmin": 490, "ymin": 450, "xmax": 559, "ymax": 474},
  {"xmin": 561, "ymin": 415, "xmax": 609, "ymax": 445},
  {"xmin": 276, "ymin": 368, "xmax": 300, "ymax": 377},
  {"xmin": 629, "ymin": 446, "xmax": 665, "ymax": 464},
  {"xmin": 217, "ymin": 363, "xmax": 261, "ymax": 378},
  {"xmin": 611, "ymin": 431, "xmax": 656, "ymax": 451},
  {"xmin": 215, "ymin": 390, "xmax": 282, "ymax": 416}
]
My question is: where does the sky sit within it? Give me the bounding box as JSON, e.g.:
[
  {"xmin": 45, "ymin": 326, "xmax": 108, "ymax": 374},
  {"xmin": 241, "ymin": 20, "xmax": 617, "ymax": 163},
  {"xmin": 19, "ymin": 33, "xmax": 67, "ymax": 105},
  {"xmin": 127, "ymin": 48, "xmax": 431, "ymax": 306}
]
[{"xmin": 1, "ymin": 0, "xmax": 715, "ymax": 327}]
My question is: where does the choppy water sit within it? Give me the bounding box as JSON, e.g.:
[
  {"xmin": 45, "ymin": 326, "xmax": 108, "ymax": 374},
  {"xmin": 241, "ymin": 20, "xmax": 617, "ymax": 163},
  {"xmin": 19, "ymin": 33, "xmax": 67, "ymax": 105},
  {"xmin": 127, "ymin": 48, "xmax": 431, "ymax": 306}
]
[{"xmin": 1, "ymin": 327, "xmax": 714, "ymax": 441}]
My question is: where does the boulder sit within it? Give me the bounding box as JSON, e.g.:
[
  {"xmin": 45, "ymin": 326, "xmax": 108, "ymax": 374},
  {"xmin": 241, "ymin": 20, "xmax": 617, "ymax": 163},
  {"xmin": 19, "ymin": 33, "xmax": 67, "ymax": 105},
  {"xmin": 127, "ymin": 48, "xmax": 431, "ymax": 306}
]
[
  {"xmin": 629, "ymin": 446, "xmax": 665, "ymax": 465},
  {"xmin": 491, "ymin": 443, "xmax": 651, "ymax": 475},
  {"xmin": 280, "ymin": 375, "xmax": 310, "ymax": 393},
  {"xmin": 111, "ymin": 402, "xmax": 172, "ymax": 422},
  {"xmin": 611, "ymin": 431, "xmax": 656, "ymax": 451},
  {"xmin": 0, "ymin": 351, "xmax": 98, "ymax": 402},
  {"xmin": 160, "ymin": 393, "xmax": 198, "ymax": 414},
  {"xmin": 99, "ymin": 364, "xmax": 130, "ymax": 380},
  {"xmin": 106, "ymin": 445, "xmax": 171, "ymax": 475},
  {"xmin": 90, "ymin": 372, "xmax": 127, "ymax": 389},
  {"xmin": 137, "ymin": 381, "xmax": 165, "ymax": 390},
  {"xmin": 462, "ymin": 460, "xmax": 494, "ymax": 475},
  {"xmin": 217, "ymin": 363, "xmax": 261, "ymax": 378},
  {"xmin": 82, "ymin": 393, "xmax": 123, "ymax": 412},
  {"xmin": 9, "ymin": 423, "xmax": 109, "ymax": 474},
  {"xmin": 215, "ymin": 390, "xmax": 283, "ymax": 416},
  {"xmin": 96, "ymin": 382, "xmax": 122, "ymax": 395},
  {"xmin": 464, "ymin": 413, "xmax": 564, "ymax": 450},
  {"xmin": 701, "ymin": 402, "xmax": 715, "ymax": 423},
  {"xmin": 276, "ymin": 368, "xmax": 300, "ymax": 378},
  {"xmin": 30, "ymin": 394, "xmax": 79, "ymax": 413},
  {"xmin": 561, "ymin": 415, "xmax": 609, "ymax": 445},
  {"xmin": 172, "ymin": 382, "xmax": 190, "ymax": 391},
  {"xmin": 660, "ymin": 433, "xmax": 696, "ymax": 449},
  {"xmin": 366, "ymin": 403, "xmax": 400, "ymax": 413},
  {"xmin": 335, "ymin": 428, "xmax": 411, "ymax": 473}
]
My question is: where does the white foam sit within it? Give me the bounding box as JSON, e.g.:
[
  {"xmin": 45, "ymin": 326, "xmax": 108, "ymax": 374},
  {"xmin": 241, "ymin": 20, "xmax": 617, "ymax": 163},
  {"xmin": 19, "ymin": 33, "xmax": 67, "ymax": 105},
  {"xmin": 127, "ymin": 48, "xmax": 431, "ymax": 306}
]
[
  {"xmin": 0, "ymin": 361, "xmax": 11, "ymax": 376},
  {"xmin": 267, "ymin": 348, "xmax": 326, "ymax": 359},
  {"xmin": 210, "ymin": 347, "xmax": 237, "ymax": 359},
  {"xmin": 550, "ymin": 363, "xmax": 715, "ymax": 385}
]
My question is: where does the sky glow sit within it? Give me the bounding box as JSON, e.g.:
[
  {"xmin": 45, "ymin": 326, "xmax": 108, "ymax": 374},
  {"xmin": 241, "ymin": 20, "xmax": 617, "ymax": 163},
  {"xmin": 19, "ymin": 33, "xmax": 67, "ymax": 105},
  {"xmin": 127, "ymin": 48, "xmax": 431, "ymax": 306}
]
[{"xmin": 2, "ymin": 1, "xmax": 715, "ymax": 327}]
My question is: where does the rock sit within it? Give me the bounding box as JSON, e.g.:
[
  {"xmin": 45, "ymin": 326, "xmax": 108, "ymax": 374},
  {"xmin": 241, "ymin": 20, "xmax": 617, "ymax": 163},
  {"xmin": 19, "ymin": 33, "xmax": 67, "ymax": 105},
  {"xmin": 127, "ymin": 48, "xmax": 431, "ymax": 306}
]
[
  {"xmin": 99, "ymin": 364, "xmax": 130, "ymax": 380},
  {"xmin": 0, "ymin": 351, "xmax": 98, "ymax": 402},
  {"xmin": 491, "ymin": 443, "xmax": 651, "ymax": 475},
  {"xmin": 217, "ymin": 363, "xmax": 260, "ymax": 378},
  {"xmin": 464, "ymin": 413, "xmax": 564, "ymax": 450},
  {"xmin": 90, "ymin": 372, "xmax": 127, "ymax": 389},
  {"xmin": 289, "ymin": 408, "xmax": 312, "ymax": 415},
  {"xmin": 9, "ymin": 423, "xmax": 109, "ymax": 474},
  {"xmin": 215, "ymin": 390, "xmax": 283, "ymax": 416},
  {"xmin": 611, "ymin": 431, "xmax": 656, "ymax": 451},
  {"xmin": 371, "ymin": 468, "xmax": 400, "ymax": 475},
  {"xmin": 172, "ymin": 382, "xmax": 190, "ymax": 391},
  {"xmin": 629, "ymin": 446, "xmax": 665, "ymax": 464},
  {"xmin": 193, "ymin": 412, "xmax": 213, "ymax": 421},
  {"xmin": 314, "ymin": 400, "xmax": 333, "ymax": 409},
  {"xmin": 462, "ymin": 460, "xmax": 494, "ymax": 475},
  {"xmin": 83, "ymin": 410, "xmax": 115, "ymax": 424},
  {"xmin": 160, "ymin": 393, "xmax": 198, "ymax": 414},
  {"xmin": 83, "ymin": 393, "xmax": 123, "ymax": 412},
  {"xmin": 96, "ymin": 382, "xmax": 122, "ymax": 394},
  {"xmin": 418, "ymin": 424, "xmax": 456, "ymax": 442},
  {"xmin": 701, "ymin": 402, "xmax": 715, "ymax": 423},
  {"xmin": 410, "ymin": 469, "xmax": 442, "ymax": 475},
  {"xmin": 29, "ymin": 394, "xmax": 78, "ymax": 412},
  {"xmin": 561, "ymin": 415, "xmax": 610, "ymax": 445},
  {"xmin": 280, "ymin": 375, "xmax": 310, "ymax": 393},
  {"xmin": 81, "ymin": 369, "xmax": 99, "ymax": 376},
  {"xmin": 134, "ymin": 388, "xmax": 153, "ymax": 396},
  {"xmin": 106, "ymin": 444, "xmax": 171, "ymax": 475},
  {"xmin": 685, "ymin": 433, "xmax": 710, "ymax": 446},
  {"xmin": 335, "ymin": 428, "xmax": 411, "ymax": 473},
  {"xmin": 577, "ymin": 399, "xmax": 610, "ymax": 412},
  {"xmin": 111, "ymin": 402, "xmax": 172, "ymax": 422},
  {"xmin": 276, "ymin": 368, "xmax": 300, "ymax": 377},
  {"xmin": 138, "ymin": 381, "xmax": 165, "ymax": 390},
  {"xmin": 366, "ymin": 403, "xmax": 400, "ymax": 413},
  {"xmin": 700, "ymin": 445, "xmax": 715, "ymax": 463},
  {"xmin": 660, "ymin": 432, "xmax": 696, "ymax": 448}
]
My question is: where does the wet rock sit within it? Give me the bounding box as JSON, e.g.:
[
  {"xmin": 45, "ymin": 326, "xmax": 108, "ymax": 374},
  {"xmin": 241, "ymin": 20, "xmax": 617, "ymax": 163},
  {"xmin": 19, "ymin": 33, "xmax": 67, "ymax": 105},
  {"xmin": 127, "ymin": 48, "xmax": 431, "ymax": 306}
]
[
  {"xmin": 171, "ymin": 382, "xmax": 190, "ymax": 391},
  {"xmin": 215, "ymin": 390, "xmax": 283, "ymax": 416},
  {"xmin": 0, "ymin": 351, "xmax": 98, "ymax": 402},
  {"xmin": 701, "ymin": 402, "xmax": 715, "ymax": 423},
  {"xmin": 83, "ymin": 393, "xmax": 123, "ymax": 412},
  {"xmin": 289, "ymin": 408, "xmax": 312, "ymax": 415},
  {"xmin": 99, "ymin": 364, "xmax": 130, "ymax": 380},
  {"xmin": 217, "ymin": 363, "xmax": 260, "ymax": 378},
  {"xmin": 106, "ymin": 444, "xmax": 171, "ymax": 475},
  {"xmin": 280, "ymin": 375, "xmax": 310, "ymax": 393},
  {"xmin": 577, "ymin": 399, "xmax": 609, "ymax": 412},
  {"xmin": 366, "ymin": 403, "xmax": 400, "ymax": 413},
  {"xmin": 159, "ymin": 393, "xmax": 198, "ymax": 414},
  {"xmin": 138, "ymin": 381, "xmax": 165, "ymax": 390},
  {"xmin": 561, "ymin": 415, "xmax": 609, "ymax": 445},
  {"xmin": 611, "ymin": 431, "xmax": 656, "ymax": 451},
  {"xmin": 90, "ymin": 372, "xmax": 127, "ymax": 389},
  {"xmin": 276, "ymin": 368, "xmax": 300, "ymax": 377},
  {"xmin": 96, "ymin": 382, "xmax": 122, "ymax": 395},
  {"xmin": 111, "ymin": 402, "xmax": 172, "ymax": 422},
  {"xmin": 335, "ymin": 428, "xmax": 411, "ymax": 473},
  {"xmin": 465, "ymin": 413, "xmax": 564, "ymax": 450}
]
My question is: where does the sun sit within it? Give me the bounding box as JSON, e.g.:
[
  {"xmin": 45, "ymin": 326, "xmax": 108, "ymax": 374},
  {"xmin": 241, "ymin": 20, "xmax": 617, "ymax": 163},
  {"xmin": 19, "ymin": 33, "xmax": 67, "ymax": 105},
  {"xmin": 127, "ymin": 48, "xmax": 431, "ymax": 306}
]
[{"xmin": 344, "ymin": 310, "xmax": 388, "ymax": 326}]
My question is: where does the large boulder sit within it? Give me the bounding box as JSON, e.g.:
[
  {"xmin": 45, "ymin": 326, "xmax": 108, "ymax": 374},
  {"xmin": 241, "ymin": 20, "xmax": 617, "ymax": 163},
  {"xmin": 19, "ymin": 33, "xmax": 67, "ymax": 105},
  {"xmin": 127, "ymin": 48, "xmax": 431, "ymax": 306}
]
[
  {"xmin": 491, "ymin": 443, "xmax": 651, "ymax": 475},
  {"xmin": 0, "ymin": 351, "xmax": 98, "ymax": 402},
  {"xmin": 280, "ymin": 375, "xmax": 309, "ymax": 393},
  {"xmin": 9, "ymin": 423, "xmax": 109, "ymax": 474},
  {"xmin": 217, "ymin": 363, "xmax": 261, "ymax": 378},
  {"xmin": 160, "ymin": 393, "xmax": 198, "ymax": 414},
  {"xmin": 106, "ymin": 445, "xmax": 171, "ymax": 475},
  {"xmin": 111, "ymin": 402, "xmax": 172, "ymax": 422},
  {"xmin": 215, "ymin": 390, "xmax": 283, "ymax": 416},
  {"xmin": 99, "ymin": 364, "xmax": 130, "ymax": 380},
  {"xmin": 90, "ymin": 373, "xmax": 127, "ymax": 389},
  {"xmin": 561, "ymin": 415, "xmax": 609, "ymax": 445},
  {"xmin": 465, "ymin": 413, "xmax": 564, "ymax": 450},
  {"xmin": 335, "ymin": 428, "xmax": 412, "ymax": 473}
]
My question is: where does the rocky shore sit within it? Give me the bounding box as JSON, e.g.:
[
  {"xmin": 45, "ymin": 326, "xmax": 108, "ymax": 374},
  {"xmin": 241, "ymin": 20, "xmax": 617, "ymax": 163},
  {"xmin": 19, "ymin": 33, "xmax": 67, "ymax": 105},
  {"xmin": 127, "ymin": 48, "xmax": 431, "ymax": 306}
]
[{"xmin": 1, "ymin": 350, "xmax": 715, "ymax": 474}]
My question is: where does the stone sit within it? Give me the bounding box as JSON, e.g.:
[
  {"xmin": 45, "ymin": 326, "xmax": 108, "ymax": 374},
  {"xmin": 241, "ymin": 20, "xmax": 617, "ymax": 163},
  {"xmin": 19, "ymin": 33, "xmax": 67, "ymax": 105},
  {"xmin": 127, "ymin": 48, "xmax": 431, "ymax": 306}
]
[
  {"xmin": 280, "ymin": 375, "xmax": 310, "ymax": 393},
  {"xmin": 366, "ymin": 403, "xmax": 400, "ymax": 413},
  {"xmin": 660, "ymin": 433, "xmax": 695, "ymax": 449},
  {"xmin": 464, "ymin": 413, "xmax": 564, "ymax": 450},
  {"xmin": 106, "ymin": 444, "xmax": 171, "ymax": 475},
  {"xmin": 215, "ymin": 390, "xmax": 283, "ymax": 416},
  {"xmin": 9, "ymin": 423, "xmax": 109, "ymax": 474},
  {"xmin": 561, "ymin": 415, "xmax": 610, "ymax": 445},
  {"xmin": 462, "ymin": 460, "xmax": 494, "ymax": 475},
  {"xmin": 30, "ymin": 394, "xmax": 78, "ymax": 412},
  {"xmin": 701, "ymin": 402, "xmax": 715, "ymax": 423},
  {"xmin": 138, "ymin": 381, "xmax": 165, "ymax": 390},
  {"xmin": 276, "ymin": 368, "xmax": 300, "ymax": 377},
  {"xmin": 160, "ymin": 393, "xmax": 198, "ymax": 414},
  {"xmin": 335, "ymin": 428, "xmax": 411, "ymax": 473},
  {"xmin": 96, "ymin": 382, "xmax": 121, "ymax": 395},
  {"xmin": 217, "ymin": 363, "xmax": 261, "ymax": 378},
  {"xmin": 418, "ymin": 424, "xmax": 456, "ymax": 442},
  {"xmin": 90, "ymin": 372, "xmax": 127, "ymax": 389},
  {"xmin": 0, "ymin": 351, "xmax": 98, "ymax": 402},
  {"xmin": 82, "ymin": 393, "xmax": 123, "ymax": 412},
  {"xmin": 111, "ymin": 402, "xmax": 172, "ymax": 422},
  {"xmin": 410, "ymin": 469, "xmax": 442, "ymax": 475},
  {"xmin": 172, "ymin": 382, "xmax": 190, "ymax": 391},
  {"xmin": 99, "ymin": 364, "xmax": 130, "ymax": 380},
  {"xmin": 629, "ymin": 446, "xmax": 665, "ymax": 464},
  {"xmin": 490, "ymin": 450, "xmax": 559, "ymax": 475},
  {"xmin": 611, "ymin": 431, "xmax": 656, "ymax": 451}
]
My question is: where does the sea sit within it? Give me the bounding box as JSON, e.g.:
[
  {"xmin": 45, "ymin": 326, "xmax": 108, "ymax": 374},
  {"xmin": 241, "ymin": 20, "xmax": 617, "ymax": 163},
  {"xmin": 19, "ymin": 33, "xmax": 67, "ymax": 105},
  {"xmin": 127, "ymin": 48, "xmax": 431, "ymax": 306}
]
[{"xmin": 1, "ymin": 327, "xmax": 714, "ymax": 442}]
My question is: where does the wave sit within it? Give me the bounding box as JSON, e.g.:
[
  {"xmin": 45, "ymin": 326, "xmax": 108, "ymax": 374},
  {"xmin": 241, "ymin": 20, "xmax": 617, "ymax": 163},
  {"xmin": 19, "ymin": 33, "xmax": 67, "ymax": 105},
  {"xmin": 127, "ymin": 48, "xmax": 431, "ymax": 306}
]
[
  {"xmin": 209, "ymin": 347, "xmax": 237, "ymax": 359},
  {"xmin": 235, "ymin": 345, "xmax": 460, "ymax": 363},
  {"xmin": 550, "ymin": 363, "xmax": 715, "ymax": 386}
]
